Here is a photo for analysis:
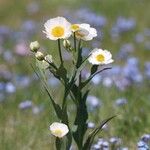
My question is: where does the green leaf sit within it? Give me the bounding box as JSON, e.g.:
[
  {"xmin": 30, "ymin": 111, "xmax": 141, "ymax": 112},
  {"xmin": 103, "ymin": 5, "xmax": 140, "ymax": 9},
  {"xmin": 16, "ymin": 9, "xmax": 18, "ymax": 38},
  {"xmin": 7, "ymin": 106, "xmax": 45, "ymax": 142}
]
[
  {"xmin": 66, "ymin": 131, "xmax": 72, "ymax": 150},
  {"xmin": 81, "ymin": 67, "xmax": 111, "ymax": 89},
  {"xmin": 90, "ymin": 65, "xmax": 98, "ymax": 75},
  {"xmin": 31, "ymin": 64, "xmax": 62, "ymax": 122},
  {"xmin": 83, "ymin": 115, "xmax": 116, "ymax": 150},
  {"xmin": 44, "ymin": 87, "xmax": 62, "ymax": 120},
  {"xmin": 73, "ymin": 90, "xmax": 89, "ymax": 149},
  {"xmin": 36, "ymin": 59, "xmax": 50, "ymax": 70},
  {"xmin": 56, "ymin": 65, "xmax": 67, "ymax": 82}
]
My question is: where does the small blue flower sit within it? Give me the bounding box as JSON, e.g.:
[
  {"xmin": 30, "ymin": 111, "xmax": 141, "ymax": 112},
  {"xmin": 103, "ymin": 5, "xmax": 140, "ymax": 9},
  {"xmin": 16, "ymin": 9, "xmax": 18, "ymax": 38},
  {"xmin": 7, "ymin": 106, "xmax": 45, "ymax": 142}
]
[{"xmin": 19, "ymin": 100, "xmax": 32, "ymax": 110}]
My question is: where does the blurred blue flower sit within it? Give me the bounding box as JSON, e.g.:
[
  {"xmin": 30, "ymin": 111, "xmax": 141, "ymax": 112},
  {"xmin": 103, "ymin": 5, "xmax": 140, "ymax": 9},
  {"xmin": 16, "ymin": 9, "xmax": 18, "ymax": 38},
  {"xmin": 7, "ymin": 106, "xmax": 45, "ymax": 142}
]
[
  {"xmin": 76, "ymin": 8, "xmax": 107, "ymax": 27},
  {"xmin": 145, "ymin": 62, "xmax": 150, "ymax": 78},
  {"xmin": 91, "ymin": 74, "xmax": 102, "ymax": 85},
  {"xmin": 0, "ymin": 26, "xmax": 12, "ymax": 44},
  {"xmin": 19, "ymin": 100, "xmax": 32, "ymax": 110},
  {"xmin": 48, "ymin": 77, "xmax": 60, "ymax": 87},
  {"xmin": 109, "ymin": 137, "xmax": 121, "ymax": 145},
  {"xmin": 115, "ymin": 98, "xmax": 128, "ymax": 106},
  {"xmin": 114, "ymin": 17, "xmax": 136, "ymax": 33},
  {"xmin": 0, "ymin": 93, "xmax": 5, "ymax": 102},
  {"xmin": 87, "ymin": 95, "xmax": 102, "ymax": 111},
  {"xmin": 21, "ymin": 20, "xmax": 37, "ymax": 35},
  {"xmin": 3, "ymin": 50, "xmax": 14, "ymax": 63},
  {"xmin": 117, "ymin": 43, "xmax": 134, "ymax": 60},
  {"xmin": 32, "ymin": 105, "xmax": 44, "ymax": 115},
  {"xmin": 135, "ymin": 33, "xmax": 144, "ymax": 43},
  {"xmin": 5, "ymin": 82, "xmax": 16, "ymax": 93},
  {"xmin": 137, "ymin": 141, "xmax": 150, "ymax": 150},
  {"xmin": 87, "ymin": 121, "xmax": 95, "ymax": 129},
  {"xmin": 141, "ymin": 134, "xmax": 150, "ymax": 143},
  {"xmin": 26, "ymin": 1, "xmax": 40, "ymax": 14},
  {"xmin": 144, "ymin": 28, "xmax": 150, "ymax": 37},
  {"xmin": 0, "ymin": 82, "xmax": 5, "ymax": 91},
  {"xmin": 102, "ymin": 77, "xmax": 113, "ymax": 88},
  {"xmin": 123, "ymin": 57, "xmax": 143, "ymax": 83},
  {"xmin": 14, "ymin": 75, "xmax": 31, "ymax": 88}
]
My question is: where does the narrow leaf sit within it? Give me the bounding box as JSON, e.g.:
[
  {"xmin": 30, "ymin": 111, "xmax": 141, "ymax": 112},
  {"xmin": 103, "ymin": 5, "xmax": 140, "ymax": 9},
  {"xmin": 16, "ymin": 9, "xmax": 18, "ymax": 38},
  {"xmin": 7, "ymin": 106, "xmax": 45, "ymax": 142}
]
[{"xmin": 83, "ymin": 115, "xmax": 116, "ymax": 150}]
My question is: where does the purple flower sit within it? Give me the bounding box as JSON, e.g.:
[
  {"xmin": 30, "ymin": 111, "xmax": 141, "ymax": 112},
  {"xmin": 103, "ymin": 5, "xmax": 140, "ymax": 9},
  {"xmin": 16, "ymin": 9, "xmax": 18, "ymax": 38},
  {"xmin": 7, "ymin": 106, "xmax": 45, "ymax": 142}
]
[
  {"xmin": 15, "ymin": 75, "xmax": 31, "ymax": 88},
  {"xmin": 145, "ymin": 62, "xmax": 150, "ymax": 78},
  {"xmin": 87, "ymin": 95, "xmax": 102, "ymax": 111},
  {"xmin": 76, "ymin": 8, "xmax": 107, "ymax": 27},
  {"xmin": 123, "ymin": 57, "xmax": 143, "ymax": 83},
  {"xmin": 19, "ymin": 100, "xmax": 32, "ymax": 110},
  {"xmin": 26, "ymin": 1, "xmax": 40, "ymax": 14},
  {"xmin": 137, "ymin": 141, "xmax": 149, "ymax": 150},
  {"xmin": 102, "ymin": 77, "xmax": 113, "ymax": 88},
  {"xmin": 110, "ymin": 137, "xmax": 121, "ymax": 145},
  {"xmin": 141, "ymin": 134, "xmax": 150, "ymax": 143},
  {"xmin": 117, "ymin": 43, "xmax": 134, "ymax": 60},
  {"xmin": 115, "ymin": 98, "xmax": 127, "ymax": 106},
  {"xmin": 115, "ymin": 17, "xmax": 136, "ymax": 33},
  {"xmin": 135, "ymin": 33, "xmax": 144, "ymax": 43},
  {"xmin": 0, "ymin": 93, "xmax": 5, "ymax": 102}
]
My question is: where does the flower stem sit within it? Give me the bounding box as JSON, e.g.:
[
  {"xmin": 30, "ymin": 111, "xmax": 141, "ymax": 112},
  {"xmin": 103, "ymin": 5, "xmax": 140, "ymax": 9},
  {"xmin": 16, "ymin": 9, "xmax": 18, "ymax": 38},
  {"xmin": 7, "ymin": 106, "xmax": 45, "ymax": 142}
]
[
  {"xmin": 73, "ymin": 32, "xmax": 76, "ymax": 52},
  {"xmin": 58, "ymin": 39, "xmax": 63, "ymax": 64},
  {"xmin": 56, "ymin": 137, "xmax": 61, "ymax": 150}
]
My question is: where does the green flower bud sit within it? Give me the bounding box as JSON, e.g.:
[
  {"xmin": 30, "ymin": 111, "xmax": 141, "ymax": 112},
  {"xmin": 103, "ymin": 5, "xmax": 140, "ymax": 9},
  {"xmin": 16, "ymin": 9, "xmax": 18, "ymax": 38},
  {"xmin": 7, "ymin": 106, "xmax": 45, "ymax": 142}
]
[
  {"xmin": 63, "ymin": 40, "xmax": 71, "ymax": 50},
  {"xmin": 35, "ymin": 51, "xmax": 44, "ymax": 61},
  {"xmin": 45, "ymin": 54, "xmax": 53, "ymax": 63},
  {"xmin": 30, "ymin": 41, "xmax": 40, "ymax": 52}
]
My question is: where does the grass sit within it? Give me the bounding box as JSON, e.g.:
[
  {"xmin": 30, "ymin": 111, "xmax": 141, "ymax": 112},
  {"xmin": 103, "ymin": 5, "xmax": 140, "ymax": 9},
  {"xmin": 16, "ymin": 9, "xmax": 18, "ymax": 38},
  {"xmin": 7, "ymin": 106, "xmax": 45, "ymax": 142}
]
[{"xmin": 0, "ymin": 0, "xmax": 150, "ymax": 149}]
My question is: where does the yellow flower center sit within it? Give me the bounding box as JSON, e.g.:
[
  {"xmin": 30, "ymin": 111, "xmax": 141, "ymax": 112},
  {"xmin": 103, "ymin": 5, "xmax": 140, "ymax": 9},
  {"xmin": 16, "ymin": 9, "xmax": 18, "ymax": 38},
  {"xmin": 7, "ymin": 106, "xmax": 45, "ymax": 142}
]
[
  {"xmin": 53, "ymin": 129, "xmax": 63, "ymax": 137},
  {"xmin": 71, "ymin": 24, "xmax": 80, "ymax": 31},
  {"xmin": 51, "ymin": 26, "xmax": 64, "ymax": 37},
  {"xmin": 96, "ymin": 54, "xmax": 105, "ymax": 62}
]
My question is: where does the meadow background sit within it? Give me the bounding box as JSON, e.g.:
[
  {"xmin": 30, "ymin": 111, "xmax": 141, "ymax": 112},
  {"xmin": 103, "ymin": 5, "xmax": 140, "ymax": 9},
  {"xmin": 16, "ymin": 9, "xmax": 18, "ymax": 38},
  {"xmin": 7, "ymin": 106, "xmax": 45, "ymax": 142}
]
[{"xmin": 0, "ymin": 0, "xmax": 150, "ymax": 149}]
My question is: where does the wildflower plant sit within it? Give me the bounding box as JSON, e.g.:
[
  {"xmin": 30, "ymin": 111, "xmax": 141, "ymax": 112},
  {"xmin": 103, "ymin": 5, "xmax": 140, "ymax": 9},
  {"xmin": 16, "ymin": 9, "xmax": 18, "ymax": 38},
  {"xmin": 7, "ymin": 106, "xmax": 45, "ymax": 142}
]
[{"xmin": 30, "ymin": 16, "xmax": 115, "ymax": 150}]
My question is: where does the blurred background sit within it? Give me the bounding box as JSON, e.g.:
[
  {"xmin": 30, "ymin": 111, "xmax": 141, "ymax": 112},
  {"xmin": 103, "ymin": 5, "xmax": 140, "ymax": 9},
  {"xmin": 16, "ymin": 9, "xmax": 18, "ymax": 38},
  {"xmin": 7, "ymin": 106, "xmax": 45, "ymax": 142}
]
[{"xmin": 0, "ymin": 0, "xmax": 150, "ymax": 149}]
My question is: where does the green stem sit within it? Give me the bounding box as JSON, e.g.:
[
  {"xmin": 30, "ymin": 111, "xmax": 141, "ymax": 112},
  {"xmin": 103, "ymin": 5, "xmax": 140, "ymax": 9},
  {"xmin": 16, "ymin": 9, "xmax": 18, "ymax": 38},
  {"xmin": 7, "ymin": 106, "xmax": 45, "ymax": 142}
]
[
  {"xmin": 56, "ymin": 137, "xmax": 62, "ymax": 150},
  {"xmin": 73, "ymin": 32, "xmax": 77, "ymax": 52},
  {"xmin": 58, "ymin": 39, "xmax": 63, "ymax": 64}
]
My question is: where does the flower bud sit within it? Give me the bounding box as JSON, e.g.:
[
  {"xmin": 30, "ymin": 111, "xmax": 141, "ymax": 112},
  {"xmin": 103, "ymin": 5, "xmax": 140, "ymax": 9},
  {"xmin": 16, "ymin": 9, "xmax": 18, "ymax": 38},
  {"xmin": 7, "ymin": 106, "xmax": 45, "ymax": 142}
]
[
  {"xmin": 45, "ymin": 54, "xmax": 53, "ymax": 63},
  {"xmin": 63, "ymin": 40, "xmax": 71, "ymax": 50},
  {"xmin": 30, "ymin": 41, "xmax": 40, "ymax": 52},
  {"xmin": 35, "ymin": 51, "xmax": 44, "ymax": 61},
  {"xmin": 50, "ymin": 122, "xmax": 69, "ymax": 138}
]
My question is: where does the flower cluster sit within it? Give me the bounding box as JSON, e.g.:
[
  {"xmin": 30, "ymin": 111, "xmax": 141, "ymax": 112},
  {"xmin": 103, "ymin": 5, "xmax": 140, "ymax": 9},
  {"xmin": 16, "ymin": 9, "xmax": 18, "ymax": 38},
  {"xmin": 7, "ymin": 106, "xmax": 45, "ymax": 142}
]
[{"xmin": 30, "ymin": 16, "xmax": 114, "ymax": 150}]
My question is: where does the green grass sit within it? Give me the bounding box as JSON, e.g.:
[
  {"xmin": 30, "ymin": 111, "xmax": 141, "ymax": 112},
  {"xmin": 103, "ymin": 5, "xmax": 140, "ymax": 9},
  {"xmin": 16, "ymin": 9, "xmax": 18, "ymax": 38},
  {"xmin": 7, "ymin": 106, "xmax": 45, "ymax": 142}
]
[{"xmin": 0, "ymin": 0, "xmax": 150, "ymax": 149}]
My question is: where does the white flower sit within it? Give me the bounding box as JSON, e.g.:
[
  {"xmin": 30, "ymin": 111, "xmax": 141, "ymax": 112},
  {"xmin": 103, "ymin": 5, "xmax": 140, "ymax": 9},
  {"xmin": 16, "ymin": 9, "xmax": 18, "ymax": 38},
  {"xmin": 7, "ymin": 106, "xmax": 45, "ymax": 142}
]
[
  {"xmin": 50, "ymin": 122, "xmax": 69, "ymax": 138},
  {"xmin": 88, "ymin": 48, "xmax": 114, "ymax": 65},
  {"xmin": 43, "ymin": 17, "xmax": 72, "ymax": 40},
  {"xmin": 72, "ymin": 23, "xmax": 97, "ymax": 41}
]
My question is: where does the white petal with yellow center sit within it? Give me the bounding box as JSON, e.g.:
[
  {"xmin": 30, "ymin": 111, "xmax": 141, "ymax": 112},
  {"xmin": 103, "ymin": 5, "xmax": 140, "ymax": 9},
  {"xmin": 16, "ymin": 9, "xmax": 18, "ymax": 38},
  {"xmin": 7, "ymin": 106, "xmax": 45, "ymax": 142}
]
[
  {"xmin": 88, "ymin": 48, "xmax": 114, "ymax": 65},
  {"xmin": 43, "ymin": 17, "xmax": 71, "ymax": 40}
]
